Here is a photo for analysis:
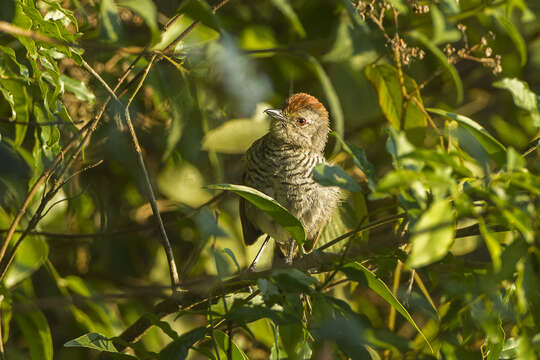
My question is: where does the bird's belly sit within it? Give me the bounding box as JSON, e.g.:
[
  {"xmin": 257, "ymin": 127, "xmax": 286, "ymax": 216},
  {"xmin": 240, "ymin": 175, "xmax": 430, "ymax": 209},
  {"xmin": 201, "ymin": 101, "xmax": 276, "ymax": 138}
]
[{"xmin": 278, "ymin": 181, "xmax": 338, "ymax": 235}]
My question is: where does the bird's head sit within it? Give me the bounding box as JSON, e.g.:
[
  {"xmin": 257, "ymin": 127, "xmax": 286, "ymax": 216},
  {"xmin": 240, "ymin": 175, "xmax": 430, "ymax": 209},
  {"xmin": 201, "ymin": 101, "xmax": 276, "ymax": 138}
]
[{"xmin": 265, "ymin": 93, "xmax": 330, "ymax": 153}]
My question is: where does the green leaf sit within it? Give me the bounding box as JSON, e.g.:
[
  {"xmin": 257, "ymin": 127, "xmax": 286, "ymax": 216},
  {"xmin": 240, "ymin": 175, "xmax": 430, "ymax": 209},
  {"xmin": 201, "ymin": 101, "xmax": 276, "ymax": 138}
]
[
  {"xmin": 312, "ymin": 163, "xmax": 362, "ymax": 192},
  {"xmin": 307, "ymin": 56, "xmax": 344, "ymax": 152},
  {"xmin": 428, "ymin": 4, "xmax": 461, "ymax": 45},
  {"xmin": 213, "ymin": 330, "xmax": 249, "ymax": 360},
  {"xmin": 332, "ymin": 134, "xmax": 377, "ymax": 191},
  {"xmin": 177, "ymin": 0, "xmax": 219, "ymax": 31},
  {"xmin": 240, "ymin": 26, "xmax": 278, "ymax": 54},
  {"xmin": 494, "ymin": 14, "xmax": 527, "ymax": 67},
  {"xmin": 269, "ymin": 0, "xmax": 306, "ymax": 37},
  {"xmin": 493, "ymin": 78, "xmax": 540, "ymax": 126},
  {"xmin": 5, "ymin": 236, "xmax": 49, "ymax": 288},
  {"xmin": 0, "ymin": 79, "xmax": 31, "ymax": 146},
  {"xmin": 59, "ymin": 74, "xmax": 95, "ymax": 103},
  {"xmin": 160, "ymin": 327, "xmax": 208, "ymax": 360},
  {"xmin": 224, "ymin": 248, "xmax": 241, "ymax": 272},
  {"xmin": 64, "ymin": 332, "xmax": 118, "ymax": 353},
  {"xmin": 118, "ymin": 0, "xmax": 160, "ymax": 44},
  {"xmin": 202, "ymin": 118, "xmax": 269, "ymax": 154},
  {"xmin": 409, "ymin": 30, "xmax": 463, "ymax": 104},
  {"xmin": 365, "ymin": 64, "xmax": 427, "ymax": 143},
  {"xmin": 142, "ymin": 313, "xmax": 179, "ymax": 340},
  {"xmin": 99, "ymin": 0, "xmax": 122, "ymax": 41},
  {"xmin": 387, "ymin": 0, "xmax": 408, "ymax": 13},
  {"xmin": 341, "ymin": 262, "xmax": 433, "ymax": 352},
  {"xmin": 206, "ymin": 184, "xmax": 306, "ymax": 245},
  {"xmin": 478, "ymin": 218, "xmax": 502, "ymax": 272},
  {"xmin": 14, "ymin": 303, "xmax": 53, "ymax": 360},
  {"xmin": 63, "ymin": 276, "xmax": 119, "ymax": 336},
  {"xmin": 427, "ymin": 108, "xmax": 506, "ymax": 165},
  {"xmin": 407, "ymin": 200, "xmax": 455, "ymax": 268}
]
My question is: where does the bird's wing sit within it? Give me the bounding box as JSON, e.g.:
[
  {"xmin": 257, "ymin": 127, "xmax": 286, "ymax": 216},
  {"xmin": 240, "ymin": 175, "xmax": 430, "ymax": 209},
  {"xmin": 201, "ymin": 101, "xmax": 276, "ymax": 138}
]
[{"xmin": 239, "ymin": 196, "xmax": 263, "ymax": 245}]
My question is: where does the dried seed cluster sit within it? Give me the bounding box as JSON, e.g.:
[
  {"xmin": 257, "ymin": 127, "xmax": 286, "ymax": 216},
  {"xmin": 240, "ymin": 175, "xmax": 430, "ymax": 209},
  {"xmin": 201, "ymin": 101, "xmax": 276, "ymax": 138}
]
[
  {"xmin": 352, "ymin": 0, "xmax": 502, "ymax": 74},
  {"xmin": 444, "ymin": 27, "xmax": 502, "ymax": 74}
]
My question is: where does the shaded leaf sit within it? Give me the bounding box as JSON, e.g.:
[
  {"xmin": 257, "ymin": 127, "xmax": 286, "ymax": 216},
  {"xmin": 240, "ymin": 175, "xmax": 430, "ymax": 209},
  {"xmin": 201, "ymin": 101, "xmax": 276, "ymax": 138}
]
[
  {"xmin": 99, "ymin": 0, "xmax": 122, "ymax": 41},
  {"xmin": 312, "ymin": 163, "xmax": 362, "ymax": 192},
  {"xmin": 269, "ymin": 0, "xmax": 306, "ymax": 37},
  {"xmin": 333, "ymin": 134, "xmax": 377, "ymax": 191},
  {"xmin": 178, "ymin": 0, "xmax": 219, "ymax": 31},
  {"xmin": 14, "ymin": 302, "xmax": 53, "ymax": 360},
  {"xmin": 213, "ymin": 330, "xmax": 249, "ymax": 360},
  {"xmin": 494, "ymin": 14, "xmax": 527, "ymax": 67},
  {"xmin": 159, "ymin": 327, "xmax": 208, "ymax": 360},
  {"xmin": 118, "ymin": 0, "xmax": 160, "ymax": 44},
  {"xmin": 341, "ymin": 262, "xmax": 432, "ymax": 352},
  {"xmin": 409, "ymin": 30, "xmax": 463, "ymax": 104},
  {"xmin": 307, "ymin": 56, "xmax": 344, "ymax": 152}
]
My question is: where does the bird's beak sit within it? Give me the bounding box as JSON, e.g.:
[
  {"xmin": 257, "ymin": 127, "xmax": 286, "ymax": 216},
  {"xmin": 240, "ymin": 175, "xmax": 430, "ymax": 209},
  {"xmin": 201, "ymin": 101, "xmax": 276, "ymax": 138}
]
[{"xmin": 264, "ymin": 109, "xmax": 286, "ymax": 122}]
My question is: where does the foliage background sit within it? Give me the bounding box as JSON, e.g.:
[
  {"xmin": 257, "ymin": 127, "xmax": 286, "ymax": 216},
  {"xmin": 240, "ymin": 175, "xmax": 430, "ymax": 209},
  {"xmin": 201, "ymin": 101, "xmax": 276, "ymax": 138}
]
[{"xmin": 0, "ymin": 0, "xmax": 539, "ymax": 359}]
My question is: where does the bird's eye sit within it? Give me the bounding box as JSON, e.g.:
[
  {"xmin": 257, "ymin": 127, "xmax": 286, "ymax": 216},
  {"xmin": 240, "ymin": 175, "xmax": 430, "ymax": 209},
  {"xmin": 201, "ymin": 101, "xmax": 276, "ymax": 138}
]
[{"xmin": 296, "ymin": 117, "xmax": 306, "ymax": 126}]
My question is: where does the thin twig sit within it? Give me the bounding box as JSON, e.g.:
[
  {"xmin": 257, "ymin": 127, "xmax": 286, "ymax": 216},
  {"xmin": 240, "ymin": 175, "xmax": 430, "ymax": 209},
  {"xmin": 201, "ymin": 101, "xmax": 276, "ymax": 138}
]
[
  {"xmin": 123, "ymin": 54, "xmax": 181, "ymax": 292},
  {"xmin": 316, "ymin": 213, "xmax": 406, "ymax": 252}
]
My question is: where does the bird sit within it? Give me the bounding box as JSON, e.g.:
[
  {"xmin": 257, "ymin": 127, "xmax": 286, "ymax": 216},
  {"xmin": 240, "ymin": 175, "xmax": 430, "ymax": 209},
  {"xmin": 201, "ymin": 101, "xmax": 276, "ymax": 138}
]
[{"xmin": 240, "ymin": 93, "xmax": 341, "ymax": 266}]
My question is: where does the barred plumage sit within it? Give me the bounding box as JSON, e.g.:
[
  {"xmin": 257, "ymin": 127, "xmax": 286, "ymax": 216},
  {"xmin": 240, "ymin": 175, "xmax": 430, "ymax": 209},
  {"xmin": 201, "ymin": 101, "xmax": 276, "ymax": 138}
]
[{"xmin": 240, "ymin": 93, "xmax": 341, "ymax": 262}]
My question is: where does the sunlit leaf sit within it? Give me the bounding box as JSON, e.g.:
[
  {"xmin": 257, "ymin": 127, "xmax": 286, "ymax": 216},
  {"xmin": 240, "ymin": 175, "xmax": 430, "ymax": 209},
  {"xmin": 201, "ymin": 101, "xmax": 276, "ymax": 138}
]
[
  {"xmin": 365, "ymin": 64, "xmax": 427, "ymax": 143},
  {"xmin": 202, "ymin": 118, "xmax": 269, "ymax": 154},
  {"xmin": 493, "ymin": 78, "xmax": 540, "ymax": 126},
  {"xmin": 407, "ymin": 200, "xmax": 455, "ymax": 268},
  {"xmin": 64, "ymin": 332, "xmax": 119, "ymax": 353},
  {"xmin": 387, "ymin": 0, "xmax": 408, "ymax": 13},
  {"xmin": 59, "ymin": 75, "xmax": 95, "ymax": 103},
  {"xmin": 427, "ymin": 108, "xmax": 506, "ymax": 165},
  {"xmin": 5, "ymin": 236, "xmax": 48, "ymax": 288},
  {"xmin": 207, "ymin": 184, "xmax": 306, "ymax": 245}
]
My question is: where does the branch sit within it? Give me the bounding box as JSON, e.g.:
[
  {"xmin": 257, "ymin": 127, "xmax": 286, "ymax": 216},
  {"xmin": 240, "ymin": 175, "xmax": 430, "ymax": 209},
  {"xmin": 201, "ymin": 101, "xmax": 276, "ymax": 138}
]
[{"xmin": 112, "ymin": 216, "xmax": 404, "ymax": 351}]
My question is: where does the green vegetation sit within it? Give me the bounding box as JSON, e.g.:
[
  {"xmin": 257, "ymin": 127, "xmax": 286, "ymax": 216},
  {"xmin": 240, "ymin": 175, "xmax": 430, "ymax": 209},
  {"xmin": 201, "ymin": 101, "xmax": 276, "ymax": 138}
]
[{"xmin": 0, "ymin": 0, "xmax": 539, "ymax": 359}]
